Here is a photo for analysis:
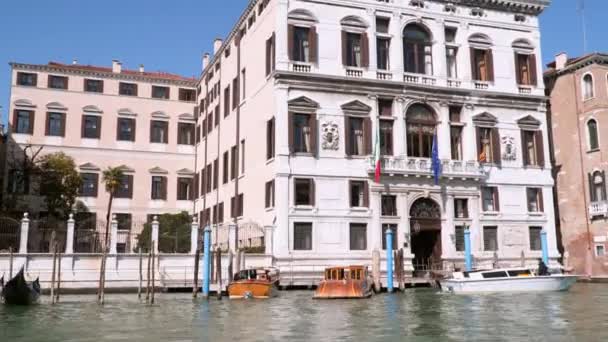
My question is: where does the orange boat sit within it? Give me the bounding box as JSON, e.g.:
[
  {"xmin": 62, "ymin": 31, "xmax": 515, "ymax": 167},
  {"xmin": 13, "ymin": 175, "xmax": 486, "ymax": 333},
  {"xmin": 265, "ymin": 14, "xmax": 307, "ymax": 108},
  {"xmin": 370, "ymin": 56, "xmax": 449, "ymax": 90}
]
[
  {"xmin": 227, "ymin": 268, "xmax": 279, "ymax": 299},
  {"xmin": 313, "ymin": 265, "xmax": 373, "ymax": 299}
]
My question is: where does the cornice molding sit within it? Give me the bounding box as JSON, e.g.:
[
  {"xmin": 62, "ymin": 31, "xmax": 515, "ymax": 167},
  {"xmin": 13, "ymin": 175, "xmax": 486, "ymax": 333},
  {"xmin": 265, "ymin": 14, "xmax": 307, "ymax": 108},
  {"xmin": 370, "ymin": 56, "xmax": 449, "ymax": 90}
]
[{"xmin": 434, "ymin": 0, "xmax": 550, "ymax": 15}]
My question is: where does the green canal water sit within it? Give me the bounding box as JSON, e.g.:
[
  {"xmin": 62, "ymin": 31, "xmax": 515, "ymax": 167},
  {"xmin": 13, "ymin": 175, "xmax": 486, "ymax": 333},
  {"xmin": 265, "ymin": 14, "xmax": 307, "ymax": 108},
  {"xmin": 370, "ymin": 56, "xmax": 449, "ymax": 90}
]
[{"xmin": 1, "ymin": 284, "xmax": 607, "ymax": 342}]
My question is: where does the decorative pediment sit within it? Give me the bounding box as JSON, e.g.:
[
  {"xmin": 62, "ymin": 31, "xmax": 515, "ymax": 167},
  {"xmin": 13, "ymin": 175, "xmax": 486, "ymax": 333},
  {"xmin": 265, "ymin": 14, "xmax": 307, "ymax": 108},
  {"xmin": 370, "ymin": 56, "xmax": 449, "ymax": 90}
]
[
  {"xmin": 177, "ymin": 168, "xmax": 195, "ymax": 176},
  {"xmin": 341, "ymin": 100, "xmax": 371, "ymax": 115},
  {"xmin": 288, "ymin": 96, "xmax": 319, "ymax": 113},
  {"xmin": 79, "ymin": 162, "xmax": 100, "ymax": 171},
  {"xmin": 517, "ymin": 115, "xmax": 541, "ymax": 129},
  {"xmin": 468, "ymin": 33, "xmax": 492, "ymax": 47},
  {"xmin": 472, "ymin": 112, "xmax": 498, "ymax": 126},
  {"xmin": 340, "ymin": 15, "xmax": 368, "ymax": 28},
  {"xmin": 14, "ymin": 99, "xmax": 36, "ymax": 108},
  {"xmin": 118, "ymin": 108, "xmax": 137, "ymax": 117},
  {"xmin": 83, "ymin": 105, "xmax": 102, "ymax": 113},
  {"xmin": 178, "ymin": 113, "xmax": 195, "ymax": 121},
  {"xmin": 287, "ymin": 9, "xmax": 317, "ymax": 22},
  {"xmin": 46, "ymin": 102, "xmax": 67, "ymax": 111},
  {"xmin": 151, "ymin": 111, "xmax": 170, "ymax": 119},
  {"xmin": 149, "ymin": 167, "xmax": 168, "ymax": 175},
  {"xmin": 117, "ymin": 165, "xmax": 135, "ymax": 173}
]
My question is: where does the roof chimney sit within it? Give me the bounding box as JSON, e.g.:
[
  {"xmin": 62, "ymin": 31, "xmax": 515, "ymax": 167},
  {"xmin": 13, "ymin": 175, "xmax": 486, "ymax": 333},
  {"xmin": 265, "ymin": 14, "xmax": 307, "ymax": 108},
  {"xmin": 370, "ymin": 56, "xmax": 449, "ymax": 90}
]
[
  {"xmin": 112, "ymin": 60, "xmax": 122, "ymax": 73},
  {"xmin": 213, "ymin": 38, "xmax": 223, "ymax": 55},
  {"xmin": 72, "ymin": 59, "xmax": 78, "ymax": 65},
  {"xmin": 555, "ymin": 53, "xmax": 568, "ymax": 70},
  {"xmin": 202, "ymin": 53, "xmax": 210, "ymax": 71},
  {"xmin": 139, "ymin": 64, "xmax": 145, "ymax": 73}
]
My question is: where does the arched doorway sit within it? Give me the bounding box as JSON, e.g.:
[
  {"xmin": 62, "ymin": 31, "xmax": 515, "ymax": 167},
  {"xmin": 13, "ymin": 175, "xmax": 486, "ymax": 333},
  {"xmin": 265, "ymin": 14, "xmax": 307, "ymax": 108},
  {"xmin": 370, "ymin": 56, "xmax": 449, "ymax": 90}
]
[{"xmin": 409, "ymin": 198, "xmax": 442, "ymax": 273}]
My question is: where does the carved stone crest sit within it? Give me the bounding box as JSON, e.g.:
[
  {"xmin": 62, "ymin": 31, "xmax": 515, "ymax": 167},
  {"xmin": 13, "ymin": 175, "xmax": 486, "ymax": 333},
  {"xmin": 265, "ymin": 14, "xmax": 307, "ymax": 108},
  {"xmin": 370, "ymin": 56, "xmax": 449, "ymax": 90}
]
[
  {"xmin": 502, "ymin": 135, "xmax": 517, "ymax": 161},
  {"xmin": 321, "ymin": 121, "xmax": 339, "ymax": 150}
]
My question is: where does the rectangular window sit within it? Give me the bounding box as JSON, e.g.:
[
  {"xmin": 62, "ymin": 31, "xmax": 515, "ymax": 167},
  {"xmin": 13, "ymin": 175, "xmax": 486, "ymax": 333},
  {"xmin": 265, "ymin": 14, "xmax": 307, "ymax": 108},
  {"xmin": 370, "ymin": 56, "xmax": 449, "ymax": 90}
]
[
  {"xmin": 350, "ymin": 180, "xmax": 369, "ymax": 208},
  {"xmin": 526, "ymin": 188, "xmax": 544, "ymax": 213},
  {"xmin": 294, "ymin": 223, "xmax": 312, "ymax": 250},
  {"xmin": 379, "ymin": 120, "xmax": 394, "ymax": 156},
  {"xmin": 152, "ymin": 86, "xmax": 170, "ymax": 99},
  {"xmin": 151, "ymin": 176, "xmax": 167, "ymax": 200},
  {"xmin": 206, "ymin": 163, "xmax": 212, "ymax": 193},
  {"xmin": 14, "ymin": 110, "xmax": 34, "ymax": 134},
  {"xmin": 446, "ymin": 47, "xmax": 458, "ymax": 79},
  {"xmin": 207, "ymin": 114, "xmax": 213, "ymax": 134},
  {"xmin": 45, "ymin": 112, "xmax": 65, "ymax": 137},
  {"xmin": 150, "ymin": 120, "xmax": 169, "ymax": 143},
  {"xmin": 379, "ymin": 99, "xmax": 393, "ymax": 117},
  {"xmin": 213, "ymin": 159, "xmax": 219, "ymax": 190},
  {"xmin": 84, "ymin": 79, "xmax": 103, "ymax": 93},
  {"xmin": 344, "ymin": 32, "xmax": 364, "ymax": 67},
  {"xmin": 267, "ymin": 118, "xmax": 275, "ymax": 160},
  {"xmin": 529, "ymin": 226, "xmax": 542, "ymax": 251},
  {"xmin": 119, "ymin": 82, "xmax": 138, "ymax": 96},
  {"xmin": 17, "ymin": 72, "xmax": 37, "ymax": 86},
  {"xmin": 79, "ymin": 173, "xmax": 99, "ymax": 197},
  {"xmin": 477, "ymin": 127, "xmax": 500, "ymax": 164},
  {"xmin": 515, "ymin": 53, "xmax": 537, "ymax": 86},
  {"xmin": 521, "ymin": 130, "xmax": 544, "ymax": 167},
  {"xmin": 82, "ymin": 115, "xmax": 101, "ymax": 139},
  {"xmin": 238, "ymin": 194, "xmax": 244, "ymax": 217},
  {"xmin": 455, "ymin": 226, "xmax": 465, "ymax": 252},
  {"xmin": 291, "ymin": 113, "xmax": 315, "ymax": 153},
  {"xmin": 117, "ymin": 118, "xmax": 136, "ymax": 141},
  {"xmin": 381, "ymin": 195, "xmax": 397, "ymax": 216},
  {"xmin": 454, "ymin": 199, "xmax": 469, "ymax": 219},
  {"xmin": 346, "ymin": 116, "xmax": 370, "ymax": 156},
  {"xmin": 177, "ymin": 123, "xmax": 195, "ymax": 145},
  {"xmin": 376, "ymin": 17, "xmax": 390, "ymax": 34},
  {"xmin": 115, "ymin": 175, "xmax": 133, "ymax": 199},
  {"xmin": 223, "ymin": 151, "xmax": 229, "ymax": 184},
  {"xmin": 240, "ymin": 140, "xmax": 245, "ymax": 174},
  {"xmin": 224, "ymin": 87, "xmax": 231, "ymax": 117},
  {"xmin": 232, "ymin": 78, "xmax": 239, "ymax": 110},
  {"xmin": 596, "ymin": 245, "xmax": 606, "ymax": 257},
  {"xmin": 350, "ymin": 223, "xmax": 367, "ymax": 250},
  {"xmin": 231, "ymin": 146, "xmax": 238, "ymax": 180},
  {"xmin": 7, "ymin": 169, "xmax": 29, "ymax": 194},
  {"xmin": 381, "ymin": 224, "xmax": 398, "ymax": 250},
  {"xmin": 214, "ymin": 106, "xmax": 220, "ymax": 127},
  {"xmin": 48, "ymin": 75, "xmax": 68, "ymax": 90},
  {"xmin": 178, "ymin": 88, "xmax": 196, "ymax": 102},
  {"xmin": 292, "ymin": 26, "xmax": 311, "ymax": 62},
  {"xmin": 218, "ymin": 202, "xmax": 224, "ymax": 223},
  {"xmin": 266, "ymin": 33, "xmax": 276, "ymax": 76},
  {"xmin": 450, "ymin": 126, "xmax": 463, "ymax": 160},
  {"xmin": 377, "ymin": 38, "xmax": 390, "ymax": 70},
  {"xmin": 265, "ymin": 180, "xmax": 275, "ymax": 208},
  {"xmin": 481, "ymin": 187, "xmax": 499, "ymax": 212},
  {"xmin": 471, "ymin": 48, "xmax": 494, "ymax": 82},
  {"xmin": 115, "ymin": 214, "xmax": 132, "ymax": 235},
  {"xmin": 295, "ymin": 178, "xmax": 315, "ymax": 206},
  {"xmin": 483, "ymin": 226, "xmax": 498, "ymax": 251},
  {"xmin": 241, "ymin": 69, "xmax": 246, "ymax": 99},
  {"xmin": 177, "ymin": 177, "xmax": 193, "ymax": 200}
]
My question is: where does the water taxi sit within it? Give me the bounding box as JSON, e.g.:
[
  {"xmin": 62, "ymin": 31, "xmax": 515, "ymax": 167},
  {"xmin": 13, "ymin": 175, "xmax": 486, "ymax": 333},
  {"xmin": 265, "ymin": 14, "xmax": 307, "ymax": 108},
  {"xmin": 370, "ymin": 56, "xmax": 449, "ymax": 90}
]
[
  {"xmin": 227, "ymin": 268, "xmax": 279, "ymax": 299},
  {"xmin": 313, "ymin": 266, "xmax": 373, "ymax": 299},
  {"xmin": 439, "ymin": 267, "xmax": 578, "ymax": 294}
]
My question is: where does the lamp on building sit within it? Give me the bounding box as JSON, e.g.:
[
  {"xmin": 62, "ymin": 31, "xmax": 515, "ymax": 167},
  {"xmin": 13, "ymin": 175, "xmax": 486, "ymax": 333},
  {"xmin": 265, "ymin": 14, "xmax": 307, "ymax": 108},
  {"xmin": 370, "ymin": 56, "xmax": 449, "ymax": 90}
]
[{"xmin": 413, "ymin": 220, "xmax": 421, "ymax": 235}]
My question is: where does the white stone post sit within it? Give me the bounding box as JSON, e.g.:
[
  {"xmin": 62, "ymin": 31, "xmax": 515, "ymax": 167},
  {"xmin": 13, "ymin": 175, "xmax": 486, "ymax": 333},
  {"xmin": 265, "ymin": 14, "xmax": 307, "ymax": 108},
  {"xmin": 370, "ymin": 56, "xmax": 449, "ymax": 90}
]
[
  {"xmin": 228, "ymin": 224, "xmax": 238, "ymax": 253},
  {"xmin": 65, "ymin": 213, "xmax": 75, "ymax": 254},
  {"xmin": 151, "ymin": 216, "xmax": 159, "ymax": 255},
  {"xmin": 264, "ymin": 225, "xmax": 274, "ymax": 255},
  {"xmin": 19, "ymin": 212, "xmax": 30, "ymax": 254},
  {"xmin": 109, "ymin": 214, "xmax": 118, "ymax": 254},
  {"xmin": 191, "ymin": 216, "xmax": 199, "ymax": 255},
  {"xmin": 390, "ymin": 12, "xmax": 404, "ymax": 76}
]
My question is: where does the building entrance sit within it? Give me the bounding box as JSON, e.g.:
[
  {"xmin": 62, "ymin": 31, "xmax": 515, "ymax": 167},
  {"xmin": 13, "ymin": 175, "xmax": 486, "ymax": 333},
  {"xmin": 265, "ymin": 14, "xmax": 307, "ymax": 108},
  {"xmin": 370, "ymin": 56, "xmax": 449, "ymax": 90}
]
[{"xmin": 409, "ymin": 198, "xmax": 442, "ymax": 273}]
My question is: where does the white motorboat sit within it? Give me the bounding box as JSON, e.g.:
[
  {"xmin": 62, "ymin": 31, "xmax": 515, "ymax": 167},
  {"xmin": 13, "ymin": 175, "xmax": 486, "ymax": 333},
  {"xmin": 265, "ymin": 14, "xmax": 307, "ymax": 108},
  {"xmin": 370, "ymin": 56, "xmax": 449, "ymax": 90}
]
[{"xmin": 439, "ymin": 268, "xmax": 578, "ymax": 294}]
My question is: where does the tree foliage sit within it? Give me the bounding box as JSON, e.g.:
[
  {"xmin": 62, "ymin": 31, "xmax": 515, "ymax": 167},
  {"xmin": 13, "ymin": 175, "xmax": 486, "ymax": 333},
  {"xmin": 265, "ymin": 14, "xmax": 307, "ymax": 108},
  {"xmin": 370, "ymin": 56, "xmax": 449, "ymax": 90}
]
[
  {"xmin": 101, "ymin": 166, "xmax": 125, "ymax": 248},
  {"xmin": 38, "ymin": 152, "xmax": 82, "ymax": 219},
  {"xmin": 135, "ymin": 212, "xmax": 192, "ymax": 253}
]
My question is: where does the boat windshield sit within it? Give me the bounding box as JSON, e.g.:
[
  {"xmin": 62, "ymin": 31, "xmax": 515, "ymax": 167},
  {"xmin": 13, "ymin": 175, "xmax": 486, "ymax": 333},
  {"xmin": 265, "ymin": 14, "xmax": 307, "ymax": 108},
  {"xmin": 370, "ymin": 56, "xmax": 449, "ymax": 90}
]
[
  {"xmin": 507, "ymin": 269, "xmax": 532, "ymax": 277},
  {"xmin": 481, "ymin": 271, "xmax": 508, "ymax": 279}
]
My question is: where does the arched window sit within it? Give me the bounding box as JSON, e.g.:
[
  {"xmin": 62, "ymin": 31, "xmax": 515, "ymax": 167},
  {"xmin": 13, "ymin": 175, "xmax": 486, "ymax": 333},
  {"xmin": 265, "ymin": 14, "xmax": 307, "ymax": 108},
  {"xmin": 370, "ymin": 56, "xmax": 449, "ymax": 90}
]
[
  {"xmin": 403, "ymin": 24, "xmax": 433, "ymax": 75},
  {"xmin": 590, "ymin": 170, "xmax": 606, "ymax": 202},
  {"xmin": 468, "ymin": 34, "xmax": 494, "ymax": 82},
  {"xmin": 583, "ymin": 74, "xmax": 594, "ymax": 100},
  {"xmin": 588, "ymin": 119, "xmax": 599, "ymax": 150},
  {"xmin": 288, "ymin": 9, "xmax": 318, "ymax": 63},
  {"xmin": 406, "ymin": 104, "xmax": 437, "ymax": 157}
]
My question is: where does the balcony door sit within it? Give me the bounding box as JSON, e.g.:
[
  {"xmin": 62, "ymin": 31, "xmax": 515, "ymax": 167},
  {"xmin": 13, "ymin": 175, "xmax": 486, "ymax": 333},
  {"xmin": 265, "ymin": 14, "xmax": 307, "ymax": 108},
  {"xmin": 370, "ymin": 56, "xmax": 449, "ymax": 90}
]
[{"xmin": 406, "ymin": 104, "xmax": 437, "ymax": 158}]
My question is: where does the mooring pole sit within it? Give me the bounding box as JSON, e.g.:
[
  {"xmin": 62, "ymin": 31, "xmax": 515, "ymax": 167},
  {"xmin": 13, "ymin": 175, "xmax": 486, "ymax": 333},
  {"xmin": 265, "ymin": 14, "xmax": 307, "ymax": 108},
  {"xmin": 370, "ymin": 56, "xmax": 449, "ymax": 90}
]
[
  {"xmin": 216, "ymin": 247, "xmax": 222, "ymax": 300},
  {"xmin": 56, "ymin": 249, "xmax": 62, "ymax": 303},
  {"xmin": 151, "ymin": 243, "xmax": 156, "ymax": 304},
  {"xmin": 541, "ymin": 229, "xmax": 549, "ymax": 266},
  {"xmin": 202, "ymin": 225, "xmax": 211, "ymax": 298},
  {"xmin": 464, "ymin": 227, "xmax": 472, "ymax": 272},
  {"xmin": 9, "ymin": 247, "xmax": 13, "ymax": 279},
  {"xmin": 385, "ymin": 229, "xmax": 393, "ymax": 293},
  {"xmin": 138, "ymin": 247, "xmax": 143, "ymax": 299},
  {"xmin": 192, "ymin": 248, "xmax": 200, "ymax": 298}
]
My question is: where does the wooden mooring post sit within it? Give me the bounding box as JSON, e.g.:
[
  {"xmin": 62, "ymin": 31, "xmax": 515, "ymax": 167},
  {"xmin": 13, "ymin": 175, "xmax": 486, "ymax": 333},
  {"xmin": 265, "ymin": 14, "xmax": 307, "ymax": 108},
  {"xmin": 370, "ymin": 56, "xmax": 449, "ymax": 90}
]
[
  {"xmin": 146, "ymin": 250, "xmax": 151, "ymax": 302},
  {"xmin": 138, "ymin": 248, "xmax": 143, "ymax": 299},
  {"xmin": 215, "ymin": 247, "xmax": 222, "ymax": 300},
  {"xmin": 98, "ymin": 247, "xmax": 108, "ymax": 305},
  {"xmin": 192, "ymin": 248, "xmax": 200, "ymax": 298},
  {"xmin": 56, "ymin": 250, "xmax": 62, "ymax": 303},
  {"xmin": 50, "ymin": 232, "xmax": 57, "ymax": 304},
  {"xmin": 8, "ymin": 247, "xmax": 13, "ymax": 279},
  {"xmin": 151, "ymin": 243, "xmax": 156, "ymax": 304}
]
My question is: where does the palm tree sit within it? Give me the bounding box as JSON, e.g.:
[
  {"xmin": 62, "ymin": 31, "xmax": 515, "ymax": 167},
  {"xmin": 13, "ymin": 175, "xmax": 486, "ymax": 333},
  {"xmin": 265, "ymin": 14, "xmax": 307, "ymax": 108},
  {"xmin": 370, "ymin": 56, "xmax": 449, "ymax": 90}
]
[{"xmin": 102, "ymin": 167, "xmax": 124, "ymax": 248}]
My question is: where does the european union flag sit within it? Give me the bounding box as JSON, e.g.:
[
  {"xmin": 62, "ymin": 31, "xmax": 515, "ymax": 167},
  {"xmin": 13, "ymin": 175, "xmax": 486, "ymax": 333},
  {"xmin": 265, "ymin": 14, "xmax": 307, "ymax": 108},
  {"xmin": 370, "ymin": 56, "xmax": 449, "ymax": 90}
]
[{"xmin": 431, "ymin": 133, "xmax": 442, "ymax": 185}]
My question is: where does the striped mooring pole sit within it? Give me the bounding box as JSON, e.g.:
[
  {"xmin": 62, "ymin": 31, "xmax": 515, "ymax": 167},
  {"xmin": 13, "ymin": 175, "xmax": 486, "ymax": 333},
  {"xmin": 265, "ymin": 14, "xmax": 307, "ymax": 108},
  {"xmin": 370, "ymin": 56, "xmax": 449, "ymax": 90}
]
[
  {"xmin": 202, "ymin": 225, "xmax": 212, "ymax": 298},
  {"xmin": 385, "ymin": 228, "xmax": 393, "ymax": 293}
]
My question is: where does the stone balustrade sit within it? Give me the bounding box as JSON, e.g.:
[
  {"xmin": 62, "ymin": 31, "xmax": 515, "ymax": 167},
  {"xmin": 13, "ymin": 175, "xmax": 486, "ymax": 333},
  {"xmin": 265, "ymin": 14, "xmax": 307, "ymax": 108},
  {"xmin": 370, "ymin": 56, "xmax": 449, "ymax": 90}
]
[{"xmin": 368, "ymin": 156, "xmax": 486, "ymax": 180}]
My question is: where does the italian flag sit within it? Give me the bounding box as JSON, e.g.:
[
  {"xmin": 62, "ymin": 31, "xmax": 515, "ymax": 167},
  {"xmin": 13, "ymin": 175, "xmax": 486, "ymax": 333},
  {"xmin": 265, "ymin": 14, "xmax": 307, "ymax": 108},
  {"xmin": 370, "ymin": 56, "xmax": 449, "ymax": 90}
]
[{"xmin": 373, "ymin": 119, "xmax": 381, "ymax": 183}]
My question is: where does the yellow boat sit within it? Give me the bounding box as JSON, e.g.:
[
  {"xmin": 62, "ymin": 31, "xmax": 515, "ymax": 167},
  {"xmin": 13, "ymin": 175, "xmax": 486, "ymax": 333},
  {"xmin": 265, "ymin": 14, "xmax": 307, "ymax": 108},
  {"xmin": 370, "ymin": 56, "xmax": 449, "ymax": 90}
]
[
  {"xmin": 227, "ymin": 268, "xmax": 279, "ymax": 299},
  {"xmin": 313, "ymin": 266, "xmax": 373, "ymax": 299}
]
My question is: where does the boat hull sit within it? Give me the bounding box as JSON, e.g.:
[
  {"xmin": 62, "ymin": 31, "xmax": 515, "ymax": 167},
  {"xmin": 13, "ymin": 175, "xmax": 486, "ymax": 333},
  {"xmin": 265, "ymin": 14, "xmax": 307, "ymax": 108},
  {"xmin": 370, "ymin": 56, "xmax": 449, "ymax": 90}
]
[
  {"xmin": 313, "ymin": 280, "xmax": 373, "ymax": 299},
  {"xmin": 227, "ymin": 281, "xmax": 276, "ymax": 299},
  {"xmin": 2, "ymin": 269, "xmax": 40, "ymax": 305},
  {"xmin": 440, "ymin": 275, "xmax": 578, "ymax": 294}
]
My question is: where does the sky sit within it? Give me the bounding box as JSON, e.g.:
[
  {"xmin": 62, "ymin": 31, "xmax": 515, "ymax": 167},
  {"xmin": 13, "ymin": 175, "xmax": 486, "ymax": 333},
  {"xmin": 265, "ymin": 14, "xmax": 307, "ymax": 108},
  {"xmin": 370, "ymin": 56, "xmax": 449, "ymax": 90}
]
[{"xmin": 0, "ymin": 0, "xmax": 605, "ymax": 124}]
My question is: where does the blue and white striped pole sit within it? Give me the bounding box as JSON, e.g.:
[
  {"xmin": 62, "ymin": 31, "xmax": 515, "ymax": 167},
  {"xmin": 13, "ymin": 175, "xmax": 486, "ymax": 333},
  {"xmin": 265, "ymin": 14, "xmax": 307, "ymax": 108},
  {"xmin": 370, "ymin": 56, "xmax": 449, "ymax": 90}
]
[
  {"xmin": 541, "ymin": 229, "xmax": 549, "ymax": 266},
  {"xmin": 202, "ymin": 225, "xmax": 211, "ymax": 298},
  {"xmin": 385, "ymin": 228, "xmax": 393, "ymax": 293},
  {"xmin": 464, "ymin": 227, "xmax": 472, "ymax": 272}
]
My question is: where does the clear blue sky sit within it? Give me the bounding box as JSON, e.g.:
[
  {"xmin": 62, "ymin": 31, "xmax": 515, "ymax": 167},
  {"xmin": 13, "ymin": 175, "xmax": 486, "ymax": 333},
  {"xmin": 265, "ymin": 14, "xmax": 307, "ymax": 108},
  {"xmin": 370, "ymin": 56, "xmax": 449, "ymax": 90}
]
[{"xmin": 0, "ymin": 0, "xmax": 604, "ymax": 124}]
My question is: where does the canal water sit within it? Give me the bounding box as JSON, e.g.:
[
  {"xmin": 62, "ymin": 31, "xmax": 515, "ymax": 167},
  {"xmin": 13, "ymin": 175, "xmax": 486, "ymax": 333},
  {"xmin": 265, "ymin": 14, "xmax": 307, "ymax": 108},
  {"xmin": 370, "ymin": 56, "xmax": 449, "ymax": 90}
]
[{"xmin": 1, "ymin": 284, "xmax": 607, "ymax": 342}]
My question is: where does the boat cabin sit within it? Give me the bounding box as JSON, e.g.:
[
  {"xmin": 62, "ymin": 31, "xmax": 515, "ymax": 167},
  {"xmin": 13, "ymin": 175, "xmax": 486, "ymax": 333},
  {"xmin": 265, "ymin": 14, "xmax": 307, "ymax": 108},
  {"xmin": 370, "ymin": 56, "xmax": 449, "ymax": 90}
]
[
  {"xmin": 324, "ymin": 266, "xmax": 367, "ymax": 281},
  {"xmin": 453, "ymin": 268, "xmax": 533, "ymax": 280},
  {"xmin": 233, "ymin": 269, "xmax": 271, "ymax": 282}
]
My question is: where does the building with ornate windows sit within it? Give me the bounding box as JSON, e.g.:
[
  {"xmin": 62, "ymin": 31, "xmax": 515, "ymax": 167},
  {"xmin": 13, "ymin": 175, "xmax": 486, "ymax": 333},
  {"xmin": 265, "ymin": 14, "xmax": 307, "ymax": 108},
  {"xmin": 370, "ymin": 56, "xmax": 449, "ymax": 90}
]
[
  {"xmin": 195, "ymin": 0, "xmax": 557, "ymax": 281},
  {"xmin": 545, "ymin": 52, "xmax": 608, "ymax": 277}
]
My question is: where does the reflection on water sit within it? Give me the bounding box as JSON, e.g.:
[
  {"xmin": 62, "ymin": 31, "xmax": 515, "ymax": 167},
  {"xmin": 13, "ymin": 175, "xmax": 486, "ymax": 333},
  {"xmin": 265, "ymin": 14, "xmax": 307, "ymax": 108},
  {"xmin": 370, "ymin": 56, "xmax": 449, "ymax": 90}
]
[{"xmin": 0, "ymin": 284, "xmax": 607, "ymax": 342}]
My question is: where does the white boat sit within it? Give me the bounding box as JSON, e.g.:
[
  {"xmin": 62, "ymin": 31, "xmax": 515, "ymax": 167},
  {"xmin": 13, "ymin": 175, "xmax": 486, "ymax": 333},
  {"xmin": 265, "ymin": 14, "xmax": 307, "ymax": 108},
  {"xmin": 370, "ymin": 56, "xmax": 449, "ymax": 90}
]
[{"xmin": 439, "ymin": 268, "xmax": 578, "ymax": 294}]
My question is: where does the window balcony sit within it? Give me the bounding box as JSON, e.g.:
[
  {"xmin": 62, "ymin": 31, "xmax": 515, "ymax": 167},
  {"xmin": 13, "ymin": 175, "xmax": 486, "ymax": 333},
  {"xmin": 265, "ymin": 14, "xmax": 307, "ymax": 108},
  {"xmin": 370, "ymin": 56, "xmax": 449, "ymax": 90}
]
[
  {"xmin": 589, "ymin": 201, "xmax": 608, "ymax": 218},
  {"xmin": 376, "ymin": 70, "xmax": 393, "ymax": 80},
  {"xmin": 291, "ymin": 62, "xmax": 312, "ymax": 73},
  {"xmin": 367, "ymin": 156, "xmax": 486, "ymax": 180},
  {"xmin": 403, "ymin": 72, "xmax": 436, "ymax": 86},
  {"xmin": 345, "ymin": 67, "xmax": 363, "ymax": 78}
]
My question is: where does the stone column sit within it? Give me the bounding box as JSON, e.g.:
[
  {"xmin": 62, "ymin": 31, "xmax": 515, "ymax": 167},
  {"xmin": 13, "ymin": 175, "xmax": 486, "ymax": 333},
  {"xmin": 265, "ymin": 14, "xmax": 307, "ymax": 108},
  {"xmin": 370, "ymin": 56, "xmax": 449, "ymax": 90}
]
[
  {"xmin": 431, "ymin": 18, "xmax": 447, "ymax": 79},
  {"xmin": 462, "ymin": 104, "xmax": 476, "ymax": 161},
  {"xmin": 264, "ymin": 225, "xmax": 274, "ymax": 255},
  {"xmin": 65, "ymin": 213, "xmax": 75, "ymax": 254},
  {"xmin": 275, "ymin": 0, "xmax": 290, "ymax": 70},
  {"xmin": 151, "ymin": 216, "xmax": 159, "ymax": 255},
  {"xmin": 389, "ymin": 12, "xmax": 403, "ymax": 76},
  {"xmin": 19, "ymin": 212, "xmax": 30, "ymax": 254},
  {"xmin": 109, "ymin": 214, "xmax": 118, "ymax": 254},
  {"xmin": 190, "ymin": 216, "xmax": 199, "ymax": 255},
  {"xmin": 228, "ymin": 224, "xmax": 238, "ymax": 253},
  {"xmin": 437, "ymin": 103, "xmax": 452, "ymax": 160},
  {"xmin": 367, "ymin": 8, "xmax": 377, "ymax": 73},
  {"xmin": 395, "ymin": 97, "xmax": 407, "ymax": 157}
]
